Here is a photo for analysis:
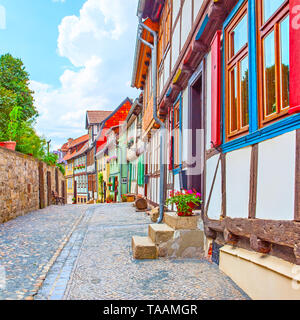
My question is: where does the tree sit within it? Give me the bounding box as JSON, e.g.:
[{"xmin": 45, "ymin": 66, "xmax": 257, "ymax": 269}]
[{"xmin": 0, "ymin": 53, "xmax": 38, "ymax": 136}]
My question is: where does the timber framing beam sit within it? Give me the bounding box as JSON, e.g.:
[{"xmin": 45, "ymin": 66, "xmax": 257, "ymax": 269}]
[{"xmin": 203, "ymin": 215, "xmax": 300, "ymax": 264}]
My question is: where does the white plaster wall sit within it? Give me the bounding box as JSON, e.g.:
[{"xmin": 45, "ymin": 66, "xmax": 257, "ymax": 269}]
[
  {"xmin": 181, "ymin": 0, "xmax": 192, "ymax": 47},
  {"xmin": 172, "ymin": 0, "xmax": 181, "ymax": 24},
  {"xmin": 164, "ymin": 49, "xmax": 171, "ymax": 86},
  {"xmin": 131, "ymin": 181, "xmax": 137, "ymax": 194},
  {"xmin": 256, "ymin": 131, "xmax": 296, "ymax": 220},
  {"xmin": 182, "ymin": 88, "xmax": 189, "ymax": 163},
  {"xmin": 205, "ymin": 155, "xmax": 222, "ymax": 220},
  {"xmin": 205, "ymin": 51, "xmax": 212, "ymax": 151},
  {"xmin": 193, "ymin": 0, "xmax": 204, "ymax": 21},
  {"xmin": 171, "ymin": 20, "xmax": 180, "ymax": 71},
  {"xmin": 226, "ymin": 147, "xmax": 251, "ymax": 219},
  {"xmin": 138, "ymin": 185, "xmax": 144, "ymax": 196},
  {"xmin": 174, "ymin": 173, "xmax": 180, "ymax": 191}
]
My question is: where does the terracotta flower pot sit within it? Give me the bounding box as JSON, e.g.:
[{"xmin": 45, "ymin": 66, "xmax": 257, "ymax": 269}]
[
  {"xmin": 0, "ymin": 141, "xmax": 16, "ymax": 151},
  {"xmin": 175, "ymin": 201, "xmax": 197, "ymax": 217}
]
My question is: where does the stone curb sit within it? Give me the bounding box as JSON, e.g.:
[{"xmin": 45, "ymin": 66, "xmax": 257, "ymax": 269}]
[{"xmin": 23, "ymin": 210, "xmax": 86, "ymax": 300}]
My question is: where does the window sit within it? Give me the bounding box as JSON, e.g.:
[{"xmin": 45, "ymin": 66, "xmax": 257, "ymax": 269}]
[
  {"xmin": 224, "ymin": 2, "xmax": 249, "ymax": 140},
  {"xmin": 158, "ymin": 0, "xmax": 171, "ymax": 66},
  {"xmin": 68, "ymin": 178, "xmax": 73, "ymax": 189},
  {"xmin": 257, "ymin": 0, "xmax": 289, "ymax": 125}
]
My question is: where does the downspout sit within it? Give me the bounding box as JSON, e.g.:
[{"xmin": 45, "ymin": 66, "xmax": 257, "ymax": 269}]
[{"xmin": 137, "ymin": 15, "xmax": 166, "ymax": 223}]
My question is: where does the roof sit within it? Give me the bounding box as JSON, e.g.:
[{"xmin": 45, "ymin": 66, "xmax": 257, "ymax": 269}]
[
  {"xmin": 69, "ymin": 134, "xmax": 89, "ymax": 148},
  {"xmin": 138, "ymin": 0, "xmax": 165, "ymax": 22},
  {"xmin": 63, "ymin": 141, "xmax": 89, "ymax": 162},
  {"xmin": 60, "ymin": 134, "xmax": 89, "ymax": 152},
  {"xmin": 131, "ymin": 18, "xmax": 158, "ymax": 89},
  {"xmin": 95, "ymin": 97, "xmax": 133, "ymax": 149},
  {"xmin": 86, "ymin": 110, "xmax": 112, "ymax": 129}
]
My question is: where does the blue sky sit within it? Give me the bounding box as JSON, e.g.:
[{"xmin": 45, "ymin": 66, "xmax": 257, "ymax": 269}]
[{"xmin": 0, "ymin": 0, "xmax": 139, "ymax": 150}]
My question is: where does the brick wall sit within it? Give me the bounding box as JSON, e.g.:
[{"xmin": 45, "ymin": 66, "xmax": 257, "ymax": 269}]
[{"xmin": 0, "ymin": 146, "xmax": 66, "ymax": 224}]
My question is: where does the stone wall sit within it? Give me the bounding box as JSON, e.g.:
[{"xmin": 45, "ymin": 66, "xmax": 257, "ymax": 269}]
[{"xmin": 0, "ymin": 146, "xmax": 66, "ymax": 224}]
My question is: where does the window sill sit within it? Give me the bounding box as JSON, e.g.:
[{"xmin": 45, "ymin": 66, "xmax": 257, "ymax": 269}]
[{"xmin": 222, "ymin": 113, "xmax": 300, "ymax": 153}]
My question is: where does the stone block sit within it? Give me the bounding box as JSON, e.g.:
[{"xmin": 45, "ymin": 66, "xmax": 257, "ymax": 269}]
[
  {"xmin": 150, "ymin": 207, "xmax": 159, "ymax": 222},
  {"xmin": 148, "ymin": 223, "xmax": 174, "ymax": 245},
  {"xmin": 163, "ymin": 212, "xmax": 200, "ymax": 230},
  {"xmin": 132, "ymin": 236, "xmax": 158, "ymax": 259}
]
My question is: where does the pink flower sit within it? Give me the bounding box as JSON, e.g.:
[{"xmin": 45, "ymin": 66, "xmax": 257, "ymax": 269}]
[
  {"xmin": 196, "ymin": 193, "xmax": 201, "ymax": 198},
  {"xmin": 187, "ymin": 190, "xmax": 193, "ymax": 194}
]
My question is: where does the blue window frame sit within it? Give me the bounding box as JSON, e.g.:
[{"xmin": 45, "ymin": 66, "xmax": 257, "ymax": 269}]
[
  {"xmin": 221, "ymin": 0, "xmax": 300, "ymax": 153},
  {"xmin": 171, "ymin": 93, "xmax": 182, "ymax": 174}
]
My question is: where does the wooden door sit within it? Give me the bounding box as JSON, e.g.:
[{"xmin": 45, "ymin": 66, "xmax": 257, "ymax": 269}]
[{"xmin": 47, "ymin": 171, "xmax": 51, "ymax": 206}]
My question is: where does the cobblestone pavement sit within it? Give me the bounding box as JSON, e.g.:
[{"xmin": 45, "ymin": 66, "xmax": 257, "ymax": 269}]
[
  {"xmin": 0, "ymin": 205, "xmax": 86, "ymax": 300},
  {"xmin": 45, "ymin": 203, "xmax": 248, "ymax": 300}
]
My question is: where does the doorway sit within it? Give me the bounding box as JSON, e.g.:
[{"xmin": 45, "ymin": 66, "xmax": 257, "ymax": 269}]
[{"xmin": 187, "ymin": 62, "xmax": 205, "ymax": 203}]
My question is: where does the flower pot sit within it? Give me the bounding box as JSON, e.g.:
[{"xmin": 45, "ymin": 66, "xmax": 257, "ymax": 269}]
[
  {"xmin": 176, "ymin": 202, "xmax": 196, "ymax": 217},
  {"xmin": 0, "ymin": 141, "xmax": 16, "ymax": 151}
]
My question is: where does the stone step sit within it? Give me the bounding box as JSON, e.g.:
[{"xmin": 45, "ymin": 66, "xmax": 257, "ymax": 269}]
[
  {"xmin": 148, "ymin": 223, "xmax": 174, "ymax": 245},
  {"xmin": 163, "ymin": 212, "xmax": 200, "ymax": 230},
  {"xmin": 132, "ymin": 236, "xmax": 158, "ymax": 259}
]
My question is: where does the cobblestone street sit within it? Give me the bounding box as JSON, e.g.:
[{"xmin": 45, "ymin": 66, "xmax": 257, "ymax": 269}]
[
  {"xmin": 43, "ymin": 203, "xmax": 248, "ymax": 300},
  {"xmin": 0, "ymin": 205, "xmax": 86, "ymax": 300},
  {"xmin": 0, "ymin": 203, "xmax": 249, "ymax": 300}
]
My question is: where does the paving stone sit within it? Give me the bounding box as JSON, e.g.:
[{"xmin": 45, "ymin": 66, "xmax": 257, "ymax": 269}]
[{"xmin": 0, "ymin": 205, "xmax": 85, "ymax": 300}]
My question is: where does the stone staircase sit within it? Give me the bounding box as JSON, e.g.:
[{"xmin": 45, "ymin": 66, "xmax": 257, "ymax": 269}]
[{"xmin": 132, "ymin": 212, "xmax": 204, "ymax": 259}]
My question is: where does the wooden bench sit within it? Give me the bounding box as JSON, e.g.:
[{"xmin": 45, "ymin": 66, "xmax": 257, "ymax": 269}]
[{"xmin": 52, "ymin": 191, "xmax": 65, "ymax": 205}]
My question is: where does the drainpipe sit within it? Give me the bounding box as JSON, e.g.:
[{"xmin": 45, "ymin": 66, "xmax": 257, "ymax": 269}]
[{"xmin": 137, "ymin": 15, "xmax": 166, "ymax": 223}]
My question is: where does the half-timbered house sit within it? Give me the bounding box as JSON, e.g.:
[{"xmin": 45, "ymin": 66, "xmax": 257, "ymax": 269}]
[{"xmin": 132, "ymin": 0, "xmax": 300, "ymax": 299}]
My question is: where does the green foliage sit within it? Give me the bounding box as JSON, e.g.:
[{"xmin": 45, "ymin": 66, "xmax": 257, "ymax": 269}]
[
  {"xmin": 0, "ymin": 54, "xmax": 47, "ymax": 159},
  {"xmin": 0, "ymin": 54, "xmax": 37, "ymax": 133},
  {"xmin": 98, "ymin": 173, "xmax": 104, "ymax": 202},
  {"xmin": 43, "ymin": 153, "xmax": 58, "ymax": 166},
  {"xmin": 8, "ymin": 105, "xmax": 23, "ymax": 141},
  {"xmin": 166, "ymin": 189, "xmax": 202, "ymax": 215},
  {"xmin": 42, "ymin": 152, "xmax": 65, "ymax": 175},
  {"xmin": 56, "ymin": 163, "xmax": 65, "ymax": 175}
]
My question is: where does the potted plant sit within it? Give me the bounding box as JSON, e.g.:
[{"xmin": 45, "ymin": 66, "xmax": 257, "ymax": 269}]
[
  {"xmin": 121, "ymin": 194, "xmax": 128, "ymax": 202},
  {"xmin": 106, "ymin": 194, "xmax": 114, "ymax": 203},
  {"xmin": 165, "ymin": 189, "xmax": 202, "ymax": 216},
  {"xmin": 0, "ymin": 105, "xmax": 23, "ymax": 151},
  {"xmin": 72, "ymin": 197, "xmax": 76, "ymax": 204}
]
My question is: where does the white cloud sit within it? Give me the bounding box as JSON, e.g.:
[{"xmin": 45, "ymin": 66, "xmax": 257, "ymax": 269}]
[{"xmin": 32, "ymin": 0, "xmax": 139, "ymax": 150}]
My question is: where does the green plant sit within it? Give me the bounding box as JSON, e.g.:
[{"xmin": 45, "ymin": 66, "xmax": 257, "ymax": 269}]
[
  {"xmin": 7, "ymin": 105, "xmax": 23, "ymax": 141},
  {"xmin": 72, "ymin": 197, "xmax": 76, "ymax": 203},
  {"xmin": 165, "ymin": 189, "xmax": 202, "ymax": 216},
  {"xmin": 57, "ymin": 163, "xmax": 65, "ymax": 175},
  {"xmin": 106, "ymin": 194, "xmax": 114, "ymax": 202}
]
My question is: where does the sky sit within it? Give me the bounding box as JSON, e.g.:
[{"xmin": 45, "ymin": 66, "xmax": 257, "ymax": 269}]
[{"xmin": 0, "ymin": 0, "xmax": 139, "ymax": 150}]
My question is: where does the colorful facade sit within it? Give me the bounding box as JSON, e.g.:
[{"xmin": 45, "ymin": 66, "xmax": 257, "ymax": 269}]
[
  {"xmin": 95, "ymin": 98, "xmax": 132, "ymax": 202},
  {"xmin": 130, "ymin": 0, "xmax": 300, "ymax": 299},
  {"xmin": 60, "ymin": 134, "xmax": 89, "ymax": 203}
]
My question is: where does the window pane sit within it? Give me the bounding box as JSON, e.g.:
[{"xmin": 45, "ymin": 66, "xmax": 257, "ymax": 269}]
[
  {"xmin": 230, "ymin": 14, "xmax": 248, "ymax": 57},
  {"xmin": 263, "ymin": 0, "xmax": 285, "ymax": 23},
  {"xmin": 230, "ymin": 67, "xmax": 238, "ymax": 132},
  {"xmin": 264, "ymin": 31, "xmax": 276, "ymax": 116},
  {"xmin": 280, "ymin": 16, "xmax": 289, "ymax": 109},
  {"xmin": 240, "ymin": 56, "xmax": 249, "ymax": 127}
]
